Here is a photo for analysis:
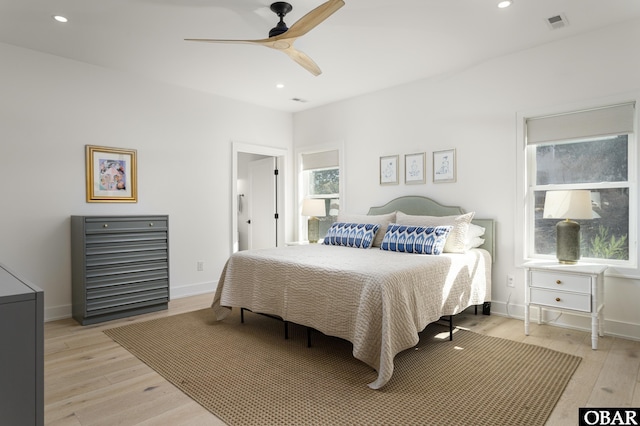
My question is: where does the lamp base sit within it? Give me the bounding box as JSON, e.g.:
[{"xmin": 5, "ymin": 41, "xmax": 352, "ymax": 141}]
[
  {"xmin": 556, "ymin": 219, "xmax": 581, "ymax": 264},
  {"xmin": 307, "ymin": 217, "xmax": 320, "ymax": 243}
]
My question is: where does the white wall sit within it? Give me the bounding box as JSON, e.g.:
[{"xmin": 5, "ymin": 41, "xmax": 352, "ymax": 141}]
[
  {"xmin": 292, "ymin": 19, "xmax": 640, "ymax": 340},
  {"xmin": 0, "ymin": 42, "xmax": 293, "ymax": 320},
  {"xmin": 3, "ymin": 19, "xmax": 639, "ymax": 339}
]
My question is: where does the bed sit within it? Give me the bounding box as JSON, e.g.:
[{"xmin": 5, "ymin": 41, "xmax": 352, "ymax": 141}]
[{"xmin": 212, "ymin": 196, "xmax": 495, "ymax": 389}]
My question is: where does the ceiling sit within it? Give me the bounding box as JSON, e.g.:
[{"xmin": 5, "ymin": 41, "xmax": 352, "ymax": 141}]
[{"xmin": 2, "ymin": 0, "xmax": 640, "ymax": 112}]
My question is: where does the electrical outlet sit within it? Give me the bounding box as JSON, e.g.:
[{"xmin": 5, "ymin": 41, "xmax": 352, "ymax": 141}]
[
  {"xmin": 197, "ymin": 261, "xmax": 204, "ymax": 272},
  {"xmin": 507, "ymin": 275, "xmax": 515, "ymax": 287}
]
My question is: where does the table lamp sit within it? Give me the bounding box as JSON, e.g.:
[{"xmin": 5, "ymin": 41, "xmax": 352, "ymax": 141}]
[
  {"xmin": 302, "ymin": 199, "xmax": 326, "ymax": 243},
  {"xmin": 543, "ymin": 190, "xmax": 593, "ymax": 264}
]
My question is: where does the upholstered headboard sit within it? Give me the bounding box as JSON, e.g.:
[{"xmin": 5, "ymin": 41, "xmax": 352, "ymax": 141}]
[{"xmin": 367, "ymin": 196, "xmax": 496, "ymax": 261}]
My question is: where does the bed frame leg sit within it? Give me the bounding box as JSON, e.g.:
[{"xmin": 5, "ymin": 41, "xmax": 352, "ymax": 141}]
[
  {"xmin": 482, "ymin": 302, "xmax": 491, "ymax": 316},
  {"xmin": 284, "ymin": 321, "xmax": 289, "ymax": 339},
  {"xmin": 241, "ymin": 308, "xmax": 245, "ymax": 323},
  {"xmin": 449, "ymin": 315, "xmax": 453, "ymax": 341},
  {"xmin": 307, "ymin": 327, "xmax": 312, "ymax": 348}
]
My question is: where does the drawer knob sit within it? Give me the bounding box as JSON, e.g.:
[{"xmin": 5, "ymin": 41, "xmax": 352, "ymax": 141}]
[
  {"xmin": 103, "ymin": 224, "xmax": 109, "ymax": 228},
  {"xmin": 556, "ymin": 280, "xmax": 562, "ymax": 285},
  {"xmin": 149, "ymin": 222, "xmax": 154, "ymax": 227},
  {"xmin": 555, "ymin": 297, "xmax": 561, "ymax": 302}
]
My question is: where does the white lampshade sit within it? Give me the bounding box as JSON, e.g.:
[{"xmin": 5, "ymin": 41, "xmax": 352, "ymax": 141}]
[
  {"xmin": 543, "ymin": 190, "xmax": 592, "ymax": 220},
  {"xmin": 302, "ymin": 199, "xmax": 326, "ymax": 217}
]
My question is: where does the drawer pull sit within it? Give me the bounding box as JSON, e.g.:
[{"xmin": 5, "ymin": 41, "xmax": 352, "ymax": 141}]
[
  {"xmin": 556, "ymin": 280, "xmax": 562, "ymax": 285},
  {"xmin": 149, "ymin": 222, "xmax": 154, "ymax": 227},
  {"xmin": 555, "ymin": 297, "xmax": 561, "ymax": 302},
  {"xmin": 103, "ymin": 224, "xmax": 109, "ymax": 228}
]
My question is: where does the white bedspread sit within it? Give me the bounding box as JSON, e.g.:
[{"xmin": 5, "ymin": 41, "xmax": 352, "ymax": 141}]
[{"xmin": 212, "ymin": 244, "xmax": 491, "ymax": 389}]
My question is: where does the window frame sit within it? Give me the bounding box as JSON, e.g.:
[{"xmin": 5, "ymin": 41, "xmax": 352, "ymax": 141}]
[
  {"xmin": 516, "ymin": 96, "xmax": 639, "ymax": 276},
  {"xmin": 296, "ymin": 144, "xmax": 344, "ymax": 243}
]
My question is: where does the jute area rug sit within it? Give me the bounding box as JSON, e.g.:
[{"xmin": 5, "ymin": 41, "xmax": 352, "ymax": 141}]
[{"xmin": 104, "ymin": 308, "xmax": 581, "ymax": 426}]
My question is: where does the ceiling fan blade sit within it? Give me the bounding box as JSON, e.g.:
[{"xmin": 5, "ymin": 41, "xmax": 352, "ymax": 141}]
[
  {"xmin": 185, "ymin": 37, "xmax": 298, "ymax": 53},
  {"xmin": 280, "ymin": 0, "xmax": 345, "ymax": 39},
  {"xmin": 185, "ymin": 36, "xmax": 320, "ymax": 75},
  {"xmin": 184, "ymin": 37, "xmax": 271, "ymax": 46},
  {"xmin": 281, "ymin": 47, "xmax": 322, "ymax": 76}
]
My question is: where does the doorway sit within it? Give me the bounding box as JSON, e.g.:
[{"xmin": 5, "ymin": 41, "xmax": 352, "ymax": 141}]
[{"xmin": 232, "ymin": 142, "xmax": 287, "ymax": 253}]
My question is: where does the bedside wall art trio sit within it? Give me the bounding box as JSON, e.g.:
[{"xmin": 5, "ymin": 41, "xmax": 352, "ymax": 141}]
[{"xmin": 379, "ymin": 149, "xmax": 456, "ymax": 186}]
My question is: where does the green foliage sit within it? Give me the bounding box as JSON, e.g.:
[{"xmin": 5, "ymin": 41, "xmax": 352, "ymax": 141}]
[
  {"xmin": 311, "ymin": 169, "xmax": 339, "ymax": 195},
  {"xmin": 587, "ymin": 225, "xmax": 628, "ymax": 260}
]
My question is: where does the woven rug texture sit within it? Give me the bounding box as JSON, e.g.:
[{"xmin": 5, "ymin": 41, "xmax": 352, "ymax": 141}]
[{"xmin": 104, "ymin": 308, "xmax": 581, "ymax": 426}]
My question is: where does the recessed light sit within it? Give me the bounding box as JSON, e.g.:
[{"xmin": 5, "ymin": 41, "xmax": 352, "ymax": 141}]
[
  {"xmin": 276, "ymin": 83, "xmax": 285, "ymax": 89},
  {"xmin": 53, "ymin": 15, "xmax": 68, "ymax": 23},
  {"xmin": 497, "ymin": 0, "xmax": 513, "ymax": 8}
]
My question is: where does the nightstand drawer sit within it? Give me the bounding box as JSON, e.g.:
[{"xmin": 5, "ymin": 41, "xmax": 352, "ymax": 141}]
[
  {"xmin": 530, "ymin": 288, "xmax": 591, "ymax": 312},
  {"xmin": 530, "ymin": 270, "xmax": 591, "ymax": 294}
]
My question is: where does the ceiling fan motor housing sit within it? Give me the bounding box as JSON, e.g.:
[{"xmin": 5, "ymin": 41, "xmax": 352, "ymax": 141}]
[{"xmin": 269, "ymin": 2, "xmax": 293, "ymax": 37}]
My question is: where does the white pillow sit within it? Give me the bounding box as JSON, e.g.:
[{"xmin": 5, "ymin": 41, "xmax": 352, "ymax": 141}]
[
  {"xmin": 466, "ymin": 223, "xmax": 486, "ymax": 239},
  {"xmin": 337, "ymin": 212, "xmax": 396, "ymax": 247},
  {"xmin": 464, "ymin": 237, "xmax": 485, "ymax": 251},
  {"xmin": 395, "ymin": 211, "xmax": 475, "ymax": 253}
]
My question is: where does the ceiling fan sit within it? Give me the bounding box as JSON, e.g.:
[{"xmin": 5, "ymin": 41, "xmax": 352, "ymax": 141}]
[{"xmin": 185, "ymin": 0, "xmax": 345, "ymax": 76}]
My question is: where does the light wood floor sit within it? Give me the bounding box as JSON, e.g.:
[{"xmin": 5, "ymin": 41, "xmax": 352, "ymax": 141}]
[{"xmin": 45, "ymin": 293, "xmax": 640, "ymax": 425}]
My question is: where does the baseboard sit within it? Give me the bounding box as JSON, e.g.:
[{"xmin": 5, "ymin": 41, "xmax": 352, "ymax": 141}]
[
  {"xmin": 45, "ymin": 304, "xmax": 72, "ymax": 322},
  {"xmin": 171, "ymin": 281, "xmax": 216, "ymax": 299},
  {"xmin": 489, "ymin": 301, "xmax": 640, "ymax": 342}
]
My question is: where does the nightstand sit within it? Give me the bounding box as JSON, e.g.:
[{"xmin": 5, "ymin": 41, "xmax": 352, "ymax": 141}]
[{"xmin": 523, "ymin": 261, "xmax": 607, "ymax": 350}]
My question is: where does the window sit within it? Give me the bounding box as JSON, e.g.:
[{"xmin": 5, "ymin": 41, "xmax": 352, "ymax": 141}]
[
  {"xmin": 523, "ymin": 102, "xmax": 637, "ymax": 266},
  {"xmin": 300, "ymin": 149, "xmax": 340, "ymax": 241}
]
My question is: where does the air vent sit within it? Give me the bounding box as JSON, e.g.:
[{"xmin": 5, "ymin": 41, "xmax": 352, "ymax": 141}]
[{"xmin": 546, "ymin": 13, "xmax": 569, "ymax": 30}]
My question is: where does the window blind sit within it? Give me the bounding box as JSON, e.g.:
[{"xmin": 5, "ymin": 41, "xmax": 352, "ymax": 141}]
[
  {"xmin": 526, "ymin": 102, "xmax": 635, "ymax": 145},
  {"xmin": 302, "ymin": 150, "xmax": 339, "ymax": 170}
]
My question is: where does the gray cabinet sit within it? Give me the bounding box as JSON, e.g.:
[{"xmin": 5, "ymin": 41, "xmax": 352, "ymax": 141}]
[
  {"xmin": 0, "ymin": 262, "xmax": 44, "ymax": 426},
  {"xmin": 71, "ymin": 215, "xmax": 169, "ymax": 325}
]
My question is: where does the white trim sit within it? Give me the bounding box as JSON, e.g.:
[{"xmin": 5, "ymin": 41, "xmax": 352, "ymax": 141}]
[
  {"xmin": 170, "ymin": 282, "xmax": 216, "ymax": 299},
  {"xmin": 44, "ymin": 304, "xmax": 71, "ymax": 322}
]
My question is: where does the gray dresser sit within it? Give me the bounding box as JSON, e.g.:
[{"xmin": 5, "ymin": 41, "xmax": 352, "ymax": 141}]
[
  {"xmin": 71, "ymin": 215, "xmax": 170, "ymax": 325},
  {"xmin": 0, "ymin": 263, "xmax": 44, "ymax": 425}
]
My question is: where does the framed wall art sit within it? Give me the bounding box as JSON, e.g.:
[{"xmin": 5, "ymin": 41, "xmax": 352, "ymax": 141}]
[
  {"xmin": 85, "ymin": 145, "xmax": 137, "ymax": 202},
  {"xmin": 404, "ymin": 152, "xmax": 426, "ymax": 184},
  {"xmin": 380, "ymin": 155, "xmax": 399, "ymax": 185},
  {"xmin": 433, "ymin": 149, "xmax": 456, "ymax": 183}
]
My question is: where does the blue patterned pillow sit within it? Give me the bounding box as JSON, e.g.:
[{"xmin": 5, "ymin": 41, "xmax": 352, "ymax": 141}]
[
  {"xmin": 380, "ymin": 224, "xmax": 453, "ymax": 255},
  {"xmin": 323, "ymin": 222, "xmax": 381, "ymax": 249}
]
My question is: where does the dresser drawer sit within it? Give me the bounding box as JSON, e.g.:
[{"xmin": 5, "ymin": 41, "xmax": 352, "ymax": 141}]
[
  {"xmin": 530, "ymin": 270, "xmax": 591, "ymax": 294},
  {"xmin": 86, "ymin": 249, "xmax": 168, "ymax": 268},
  {"xmin": 87, "ymin": 231, "xmax": 168, "ymax": 245},
  {"xmin": 85, "ymin": 218, "xmax": 167, "ymax": 234},
  {"xmin": 85, "ymin": 289, "xmax": 169, "ymax": 315},
  {"xmin": 85, "ymin": 268, "xmax": 168, "ymax": 289},
  {"xmin": 530, "ymin": 287, "xmax": 591, "ymax": 312}
]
